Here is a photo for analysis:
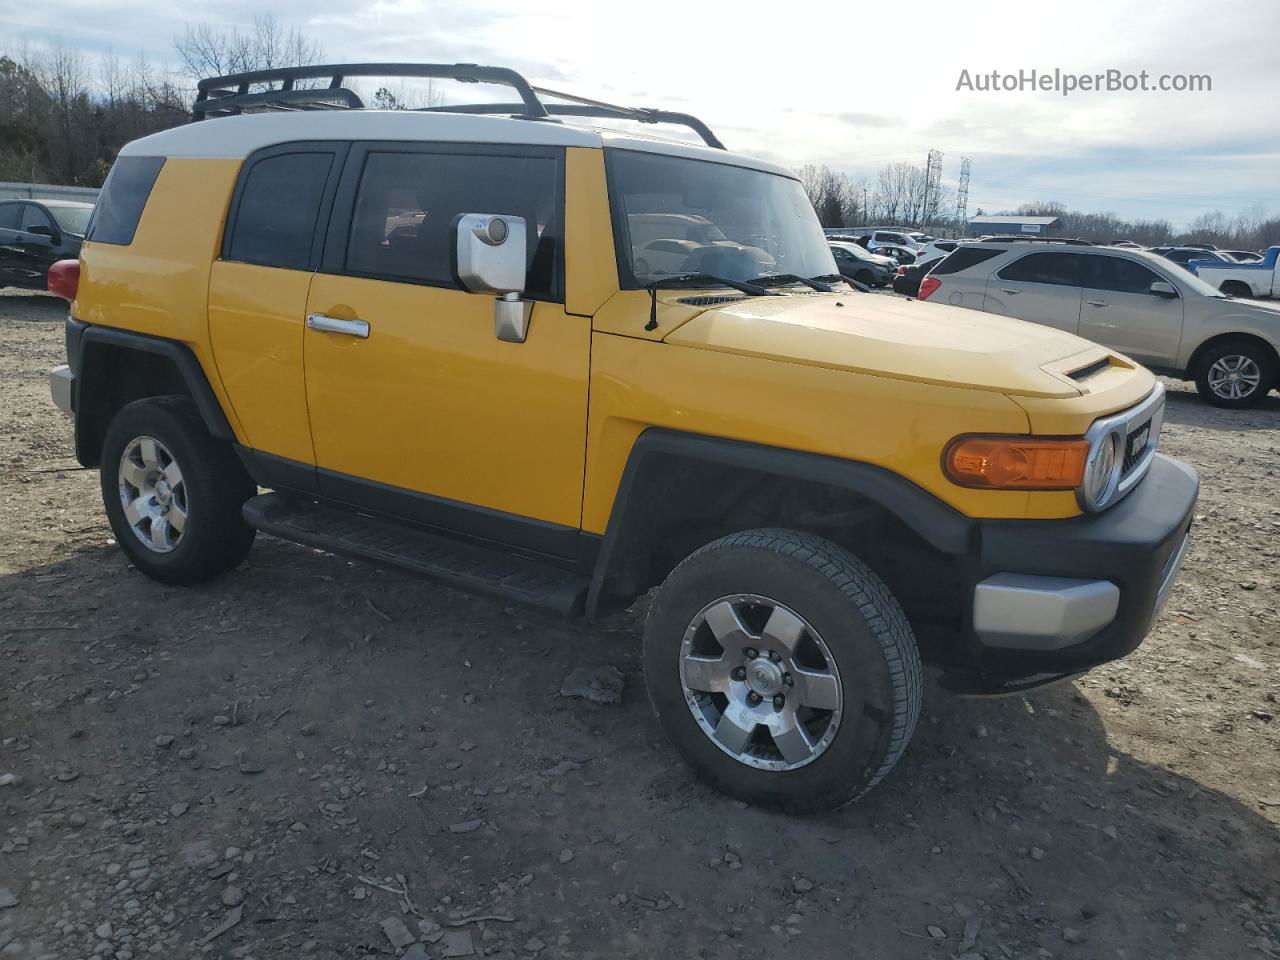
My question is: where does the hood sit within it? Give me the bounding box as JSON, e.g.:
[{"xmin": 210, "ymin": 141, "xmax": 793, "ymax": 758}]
[{"xmin": 664, "ymin": 292, "xmax": 1134, "ymax": 398}]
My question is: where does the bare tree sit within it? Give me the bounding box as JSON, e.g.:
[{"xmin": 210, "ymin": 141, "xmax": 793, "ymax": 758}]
[{"xmin": 175, "ymin": 14, "xmax": 324, "ymax": 83}]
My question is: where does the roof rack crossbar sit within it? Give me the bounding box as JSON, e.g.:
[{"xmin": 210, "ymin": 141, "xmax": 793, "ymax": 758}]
[
  {"xmin": 195, "ymin": 87, "xmax": 365, "ymax": 117},
  {"xmin": 193, "ymin": 62, "xmax": 548, "ymax": 121},
  {"xmin": 191, "ymin": 61, "xmax": 725, "ymax": 148},
  {"xmin": 420, "ymin": 102, "xmax": 725, "ymax": 149}
]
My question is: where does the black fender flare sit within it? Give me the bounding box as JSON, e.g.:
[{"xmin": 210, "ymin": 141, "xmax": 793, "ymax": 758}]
[
  {"xmin": 585, "ymin": 428, "xmax": 975, "ymax": 617},
  {"xmin": 71, "ymin": 320, "xmax": 235, "ymax": 465}
]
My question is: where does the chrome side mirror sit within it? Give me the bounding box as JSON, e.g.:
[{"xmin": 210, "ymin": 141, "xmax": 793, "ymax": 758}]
[
  {"xmin": 453, "ymin": 213, "xmax": 531, "ymax": 343},
  {"xmin": 1149, "ymin": 280, "xmax": 1178, "ymax": 298}
]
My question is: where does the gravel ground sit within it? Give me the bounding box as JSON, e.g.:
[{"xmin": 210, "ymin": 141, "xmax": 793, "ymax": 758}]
[{"xmin": 1, "ymin": 288, "xmax": 1278, "ymax": 960}]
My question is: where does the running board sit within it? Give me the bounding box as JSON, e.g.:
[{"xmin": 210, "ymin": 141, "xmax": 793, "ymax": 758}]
[{"xmin": 242, "ymin": 493, "xmax": 588, "ymax": 618}]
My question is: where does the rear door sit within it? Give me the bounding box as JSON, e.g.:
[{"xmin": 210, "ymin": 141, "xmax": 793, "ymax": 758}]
[
  {"xmin": 208, "ymin": 142, "xmax": 347, "ymax": 482},
  {"xmin": 983, "ymin": 251, "xmax": 1084, "ymax": 333},
  {"xmin": 1078, "ymin": 254, "xmax": 1184, "ymax": 366}
]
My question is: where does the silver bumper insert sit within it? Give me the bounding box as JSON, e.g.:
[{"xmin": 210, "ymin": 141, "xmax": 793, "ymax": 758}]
[
  {"xmin": 974, "ymin": 573, "xmax": 1120, "ymax": 651},
  {"xmin": 50, "ymin": 365, "xmax": 74, "ymax": 416}
]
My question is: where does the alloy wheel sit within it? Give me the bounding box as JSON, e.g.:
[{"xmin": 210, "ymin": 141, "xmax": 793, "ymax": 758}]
[
  {"xmin": 679, "ymin": 594, "xmax": 843, "ymax": 771},
  {"xmin": 1207, "ymin": 354, "xmax": 1262, "ymax": 401},
  {"xmin": 118, "ymin": 436, "xmax": 188, "ymax": 553}
]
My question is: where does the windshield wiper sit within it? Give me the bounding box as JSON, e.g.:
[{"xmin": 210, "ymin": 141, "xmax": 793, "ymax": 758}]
[
  {"xmin": 644, "ymin": 273, "xmax": 782, "ymax": 330},
  {"xmin": 749, "ymin": 273, "xmax": 832, "ymax": 292}
]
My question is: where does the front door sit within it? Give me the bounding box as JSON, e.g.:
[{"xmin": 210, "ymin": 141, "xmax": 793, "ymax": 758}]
[
  {"xmin": 304, "ymin": 144, "xmax": 590, "ymax": 557},
  {"xmin": 1078, "ymin": 254, "xmax": 1185, "ymax": 367},
  {"xmin": 983, "ymin": 250, "xmax": 1084, "ymax": 334}
]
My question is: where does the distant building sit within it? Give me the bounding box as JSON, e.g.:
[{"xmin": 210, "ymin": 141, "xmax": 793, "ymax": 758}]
[{"xmin": 967, "ymin": 215, "xmax": 1060, "ymax": 237}]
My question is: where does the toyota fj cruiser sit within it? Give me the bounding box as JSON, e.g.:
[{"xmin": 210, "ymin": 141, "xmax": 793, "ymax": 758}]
[{"xmin": 47, "ymin": 63, "xmax": 1197, "ymax": 812}]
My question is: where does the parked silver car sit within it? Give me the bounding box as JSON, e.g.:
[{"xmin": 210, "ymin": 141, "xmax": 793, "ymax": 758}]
[{"xmin": 920, "ymin": 241, "xmax": 1280, "ymax": 407}]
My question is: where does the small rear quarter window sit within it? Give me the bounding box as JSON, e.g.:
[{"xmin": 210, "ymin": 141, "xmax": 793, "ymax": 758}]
[{"xmin": 86, "ymin": 156, "xmax": 166, "ymax": 246}]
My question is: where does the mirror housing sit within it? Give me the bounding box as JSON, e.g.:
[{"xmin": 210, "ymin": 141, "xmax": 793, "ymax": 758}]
[
  {"xmin": 453, "ymin": 214, "xmax": 527, "ymax": 295},
  {"xmin": 1149, "ymin": 280, "xmax": 1178, "ymax": 298},
  {"xmin": 27, "ymin": 224, "xmax": 55, "ymax": 240}
]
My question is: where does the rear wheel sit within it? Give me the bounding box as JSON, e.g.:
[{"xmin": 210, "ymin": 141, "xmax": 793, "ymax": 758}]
[
  {"xmin": 1194, "ymin": 340, "xmax": 1275, "ymax": 408},
  {"xmin": 643, "ymin": 528, "xmax": 922, "ymax": 812},
  {"xmin": 854, "ymin": 270, "xmax": 874, "ymax": 286},
  {"xmin": 1219, "ymin": 280, "xmax": 1252, "ymax": 298},
  {"xmin": 101, "ymin": 397, "xmax": 257, "ymax": 584}
]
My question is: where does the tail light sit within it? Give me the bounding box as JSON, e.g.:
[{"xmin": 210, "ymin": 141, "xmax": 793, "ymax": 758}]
[
  {"xmin": 896, "ymin": 265, "xmax": 907, "ymax": 276},
  {"xmin": 917, "ymin": 275, "xmax": 941, "ymax": 300},
  {"xmin": 48, "ymin": 260, "xmax": 80, "ymax": 301}
]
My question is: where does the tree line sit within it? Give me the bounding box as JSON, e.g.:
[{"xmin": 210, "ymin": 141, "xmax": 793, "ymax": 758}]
[{"xmin": 799, "ymin": 162, "xmax": 1278, "ymax": 250}]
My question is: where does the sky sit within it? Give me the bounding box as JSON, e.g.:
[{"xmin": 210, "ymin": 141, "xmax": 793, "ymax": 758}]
[{"xmin": 8, "ymin": 0, "xmax": 1280, "ymax": 229}]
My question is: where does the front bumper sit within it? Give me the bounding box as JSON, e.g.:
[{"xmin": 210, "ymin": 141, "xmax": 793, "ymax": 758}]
[
  {"xmin": 50, "ymin": 365, "xmax": 74, "ymax": 416},
  {"xmin": 965, "ymin": 453, "xmax": 1197, "ymax": 683}
]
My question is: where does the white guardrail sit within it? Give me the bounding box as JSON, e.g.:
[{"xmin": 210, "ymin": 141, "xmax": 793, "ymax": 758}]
[{"xmin": 0, "ymin": 181, "xmax": 100, "ymax": 203}]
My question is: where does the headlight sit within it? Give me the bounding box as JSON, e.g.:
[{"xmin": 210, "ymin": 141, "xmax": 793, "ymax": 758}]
[{"xmin": 1082, "ymin": 430, "xmax": 1121, "ymax": 509}]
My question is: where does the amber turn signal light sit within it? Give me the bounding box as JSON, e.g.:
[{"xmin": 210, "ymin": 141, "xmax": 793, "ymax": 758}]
[{"xmin": 944, "ymin": 435, "xmax": 1089, "ymax": 490}]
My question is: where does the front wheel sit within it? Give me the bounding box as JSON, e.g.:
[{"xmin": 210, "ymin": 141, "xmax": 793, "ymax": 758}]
[
  {"xmin": 1194, "ymin": 340, "xmax": 1275, "ymax": 408},
  {"xmin": 101, "ymin": 396, "xmax": 257, "ymax": 584},
  {"xmin": 643, "ymin": 529, "xmax": 922, "ymax": 812}
]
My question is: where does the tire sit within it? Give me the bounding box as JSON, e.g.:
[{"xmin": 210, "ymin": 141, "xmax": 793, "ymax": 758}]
[
  {"xmin": 855, "ymin": 270, "xmax": 874, "ymax": 286},
  {"xmin": 1220, "ymin": 281, "xmax": 1252, "ymax": 298},
  {"xmin": 1193, "ymin": 340, "xmax": 1276, "ymax": 408},
  {"xmin": 100, "ymin": 396, "xmax": 257, "ymax": 584},
  {"xmin": 643, "ymin": 528, "xmax": 922, "ymax": 813}
]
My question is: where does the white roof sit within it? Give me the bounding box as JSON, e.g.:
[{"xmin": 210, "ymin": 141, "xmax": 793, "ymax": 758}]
[{"xmin": 119, "ymin": 110, "xmax": 795, "ymax": 179}]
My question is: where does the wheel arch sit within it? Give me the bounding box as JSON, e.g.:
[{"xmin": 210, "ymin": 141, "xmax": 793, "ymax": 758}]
[
  {"xmin": 72, "ymin": 321, "xmax": 235, "ymax": 468},
  {"xmin": 585, "ymin": 428, "xmax": 974, "ymax": 620},
  {"xmin": 1184, "ymin": 330, "xmax": 1280, "ymax": 381}
]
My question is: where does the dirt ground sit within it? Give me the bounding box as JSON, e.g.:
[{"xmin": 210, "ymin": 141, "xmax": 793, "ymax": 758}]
[{"xmin": 1, "ymin": 288, "xmax": 1278, "ymax": 960}]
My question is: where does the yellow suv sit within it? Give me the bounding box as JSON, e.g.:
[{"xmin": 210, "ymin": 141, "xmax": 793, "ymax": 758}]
[{"xmin": 47, "ymin": 63, "xmax": 1197, "ymax": 812}]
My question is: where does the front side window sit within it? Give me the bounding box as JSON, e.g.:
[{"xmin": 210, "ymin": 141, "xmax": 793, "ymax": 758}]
[
  {"xmin": 86, "ymin": 156, "xmax": 165, "ymax": 246},
  {"xmin": 1087, "ymin": 256, "xmax": 1162, "ymax": 294},
  {"xmin": 344, "ymin": 151, "xmax": 561, "ymax": 300},
  {"xmin": 998, "ymin": 252, "xmax": 1083, "ymax": 286},
  {"xmin": 226, "ymin": 152, "xmax": 334, "ymax": 270},
  {"xmin": 20, "ymin": 205, "xmax": 54, "ymax": 233},
  {"xmin": 607, "ymin": 149, "xmax": 836, "ymax": 286}
]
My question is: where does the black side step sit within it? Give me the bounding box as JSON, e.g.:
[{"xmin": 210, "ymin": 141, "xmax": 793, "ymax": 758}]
[{"xmin": 242, "ymin": 493, "xmax": 588, "ymax": 618}]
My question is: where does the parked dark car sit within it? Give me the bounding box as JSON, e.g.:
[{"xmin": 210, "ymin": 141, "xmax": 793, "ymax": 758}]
[
  {"xmin": 1149, "ymin": 246, "xmax": 1232, "ymax": 269},
  {"xmin": 891, "ymin": 255, "xmax": 943, "ymax": 296},
  {"xmin": 828, "ymin": 241, "xmax": 895, "ymax": 286},
  {"xmin": 0, "ymin": 199, "xmax": 93, "ymax": 290}
]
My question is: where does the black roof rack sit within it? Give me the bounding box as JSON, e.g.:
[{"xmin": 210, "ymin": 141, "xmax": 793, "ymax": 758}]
[{"xmin": 193, "ymin": 62, "xmax": 725, "ymax": 149}]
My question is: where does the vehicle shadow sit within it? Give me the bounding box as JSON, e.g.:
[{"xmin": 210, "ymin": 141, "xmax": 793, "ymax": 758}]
[
  {"xmin": 0, "ymin": 289, "xmax": 66, "ymax": 321},
  {"xmin": 2, "ymin": 540, "xmax": 1276, "ymax": 960},
  {"xmin": 1161, "ymin": 376, "xmax": 1280, "ymax": 430}
]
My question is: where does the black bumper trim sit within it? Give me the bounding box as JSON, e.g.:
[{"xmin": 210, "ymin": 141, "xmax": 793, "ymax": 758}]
[{"xmin": 970, "ymin": 453, "xmax": 1198, "ymax": 679}]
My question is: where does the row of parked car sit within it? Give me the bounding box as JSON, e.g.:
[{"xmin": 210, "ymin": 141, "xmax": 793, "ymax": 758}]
[{"xmin": 901, "ymin": 236, "xmax": 1280, "ymax": 408}]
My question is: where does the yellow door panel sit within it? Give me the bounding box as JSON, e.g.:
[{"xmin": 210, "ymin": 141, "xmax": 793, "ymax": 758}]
[
  {"xmin": 208, "ymin": 261, "xmax": 315, "ymax": 463},
  {"xmin": 304, "ymin": 273, "xmax": 590, "ymax": 529}
]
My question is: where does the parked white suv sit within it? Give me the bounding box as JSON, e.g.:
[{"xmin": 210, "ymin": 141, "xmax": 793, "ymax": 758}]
[{"xmin": 920, "ymin": 241, "xmax": 1280, "ymax": 407}]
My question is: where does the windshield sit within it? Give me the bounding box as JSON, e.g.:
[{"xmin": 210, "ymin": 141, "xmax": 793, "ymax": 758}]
[
  {"xmin": 48, "ymin": 205, "xmax": 93, "ymax": 235},
  {"xmin": 607, "ymin": 149, "xmax": 837, "ymax": 286}
]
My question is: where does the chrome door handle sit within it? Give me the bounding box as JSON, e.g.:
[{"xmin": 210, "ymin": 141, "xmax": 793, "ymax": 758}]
[
  {"xmin": 1086, "ymin": 299, "xmax": 1108, "ymax": 307},
  {"xmin": 307, "ymin": 313, "xmax": 369, "ymax": 339},
  {"xmin": 999, "ymin": 287, "xmax": 1020, "ymax": 295}
]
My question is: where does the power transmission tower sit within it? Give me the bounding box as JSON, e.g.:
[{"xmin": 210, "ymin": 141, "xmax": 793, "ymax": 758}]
[
  {"xmin": 954, "ymin": 157, "xmax": 971, "ymax": 238},
  {"xmin": 922, "ymin": 149, "xmax": 943, "ymax": 229}
]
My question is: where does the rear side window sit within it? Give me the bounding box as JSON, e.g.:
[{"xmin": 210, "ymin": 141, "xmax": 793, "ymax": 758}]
[
  {"xmin": 997, "ymin": 252, "xmax": 1083, "ymax": 286},
  {"xmin": 929, "ymin": 246, "xmax": 1002, "ymax": 275},
  {"xmin": 0, "ymin": 203, "xmax": 20, "ymax": 230},
  {"xmin": 86, "ymin": 156, "xmax": 165, "ymax": 245},
  {"xmin": 343, "ymin": 150, "xmax": 561, "ymax": 299},
  {"xmin": 1086, "ymin": 256, "xmax": 1163, "ymax": 294},
  {"xmin": 225, "ymin": 152, "xmax": 334, "ymax": 270}
]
